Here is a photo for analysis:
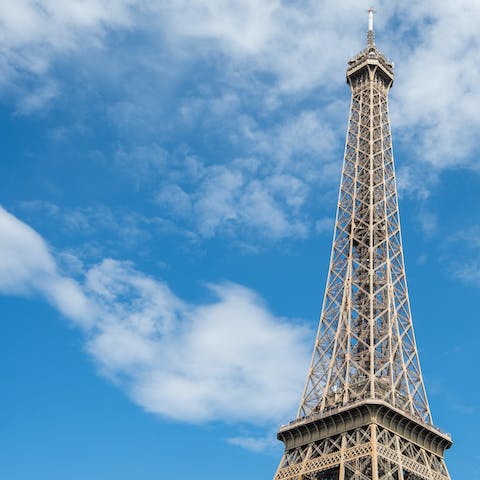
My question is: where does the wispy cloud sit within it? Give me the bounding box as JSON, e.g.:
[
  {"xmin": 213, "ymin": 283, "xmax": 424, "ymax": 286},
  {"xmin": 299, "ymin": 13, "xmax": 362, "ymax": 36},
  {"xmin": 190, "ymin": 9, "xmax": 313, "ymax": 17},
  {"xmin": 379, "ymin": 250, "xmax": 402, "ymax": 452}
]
[
  {"xmin": 451, "ymin": 261, "xmax": 480, "ymax": 286},
  {"xmin": 442, "ymin": 226, "xmax": 480, "ymax": 287},
  {"xmin": 0, "ymin": 0, "xmax": 137, "ymax": 108},
  {"xmin": 3, "ymin": 1, "xmax": 480, "ymax": 162},
  {"xmin": 17, "ymin": 200, "xmax": 196, "ymax": 259},
  {"xmin": 120, "ymin": 108, "xmax": 340, "ymax": 241},
  {"xmin": 0, "ymin": 206, "xmax": 311, "ymax": 425},
  {"xmin": 417, "ymin": 208, "xmax": 438, "ymax": 236},
  {"xmin": 228, "ymin": 434, "xmax": 278, "ymax": 453},
  {"xmin": 155, "ymin": 161, "xmax": 311, "ymax": 240},
  {"xmin": 391, "ymin": 0, "xmax": 480, "ymax": 168},
  {"xmin": 3, "ymin": 1, "xmax": 480, "ymax": 242}
]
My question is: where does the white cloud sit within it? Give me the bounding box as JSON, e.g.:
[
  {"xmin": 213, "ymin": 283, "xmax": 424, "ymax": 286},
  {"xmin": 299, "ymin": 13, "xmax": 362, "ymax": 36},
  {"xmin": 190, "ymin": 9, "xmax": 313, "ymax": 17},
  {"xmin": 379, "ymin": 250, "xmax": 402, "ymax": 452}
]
[
  {"xmin": 4, "ymin": 1, "xmax": 480, "ymax": 240},
  {"xmin": 0, "ymin": 207, "xmax": 92, "ymax": 325},
  {"xmin": 155, "ymin": 158, "xmax": 311, "ymax": 240},
  {"xmin": 391, "ymin": 0, "xmax": 480, "ymax": 168},
  {"xmin": 101, "ymin": 279, "xmax": 311, "ymax": 423},
  {"xmin": 0, "ymin": 206, "xmax": 311, "ymax": 425}
]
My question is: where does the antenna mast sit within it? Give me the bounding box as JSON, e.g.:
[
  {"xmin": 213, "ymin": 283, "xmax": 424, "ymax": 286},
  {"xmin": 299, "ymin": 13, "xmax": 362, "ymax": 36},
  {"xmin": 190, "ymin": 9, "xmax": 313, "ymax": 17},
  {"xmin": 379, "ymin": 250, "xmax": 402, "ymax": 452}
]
[{"xmin": 367, "ymin": 7, "xmax": 376, "ymax": 45}]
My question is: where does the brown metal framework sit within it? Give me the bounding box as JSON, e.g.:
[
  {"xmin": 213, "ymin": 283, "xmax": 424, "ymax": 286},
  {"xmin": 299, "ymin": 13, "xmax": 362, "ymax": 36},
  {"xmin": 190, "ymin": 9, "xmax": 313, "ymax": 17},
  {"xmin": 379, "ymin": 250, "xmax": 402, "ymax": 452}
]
[{"xmin": 273, "ymin": 12, "xmax": 452, "ymax": 480}]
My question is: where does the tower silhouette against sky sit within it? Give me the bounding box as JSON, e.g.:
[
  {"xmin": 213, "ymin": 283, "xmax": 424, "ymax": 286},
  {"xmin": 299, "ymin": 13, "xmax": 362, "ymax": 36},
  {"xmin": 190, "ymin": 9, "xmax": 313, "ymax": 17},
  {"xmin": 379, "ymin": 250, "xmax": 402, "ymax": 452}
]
[{"xmin": 273, "ymin": 10, "xmax": 452, "ymax": 480}]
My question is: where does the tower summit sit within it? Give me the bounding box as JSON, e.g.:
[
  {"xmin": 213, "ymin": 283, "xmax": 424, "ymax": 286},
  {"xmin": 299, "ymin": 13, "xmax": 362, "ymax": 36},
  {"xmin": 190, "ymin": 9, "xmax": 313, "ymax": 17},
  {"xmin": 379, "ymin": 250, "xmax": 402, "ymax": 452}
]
[{"xmin": 272, "ymin": 11, "xmax": 452, "ymax": 480}]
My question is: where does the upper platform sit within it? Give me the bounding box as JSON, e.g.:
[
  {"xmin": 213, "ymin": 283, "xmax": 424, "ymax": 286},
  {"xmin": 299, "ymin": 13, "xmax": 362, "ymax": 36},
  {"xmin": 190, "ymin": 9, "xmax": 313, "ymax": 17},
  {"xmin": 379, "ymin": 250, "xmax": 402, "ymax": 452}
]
[
  {"xmin": 346, "ymin": 44, "xmax": 394, "ymax": 87},
  {"xmin": 346, "ymin": 11, "xmax": 394, "ymax": 88}
]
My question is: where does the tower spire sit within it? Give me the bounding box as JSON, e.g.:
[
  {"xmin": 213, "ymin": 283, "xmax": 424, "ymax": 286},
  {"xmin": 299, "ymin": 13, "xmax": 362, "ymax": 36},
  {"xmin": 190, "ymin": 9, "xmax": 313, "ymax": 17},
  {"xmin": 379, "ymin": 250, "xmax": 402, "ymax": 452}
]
[
  {"xmin": 367, "ymin": 7, "xmax": 375, "ymax": 45},
  {"xmin": 272, "ymin": 12, "xmax": 453, "ymax": 480}
]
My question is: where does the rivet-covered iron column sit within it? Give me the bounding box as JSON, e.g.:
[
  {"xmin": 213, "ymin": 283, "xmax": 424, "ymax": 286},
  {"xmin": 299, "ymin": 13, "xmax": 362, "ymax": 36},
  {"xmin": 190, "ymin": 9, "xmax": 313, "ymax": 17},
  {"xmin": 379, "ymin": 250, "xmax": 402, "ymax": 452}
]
[{"xmin": 273, "ymin": 10, "xmax": 452, "ymax": 480}]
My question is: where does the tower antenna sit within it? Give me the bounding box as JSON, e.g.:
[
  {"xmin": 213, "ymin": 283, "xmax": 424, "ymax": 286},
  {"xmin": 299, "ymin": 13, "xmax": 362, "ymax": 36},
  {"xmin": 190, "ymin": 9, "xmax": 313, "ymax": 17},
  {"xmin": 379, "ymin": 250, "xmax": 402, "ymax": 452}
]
[
  {"xmin": 367, "ymin": 7, "xmax": 376, "ymax": 45},
  {"xmin": 368, "ymin": 7, "xmax": 375, "ymax": 31}
]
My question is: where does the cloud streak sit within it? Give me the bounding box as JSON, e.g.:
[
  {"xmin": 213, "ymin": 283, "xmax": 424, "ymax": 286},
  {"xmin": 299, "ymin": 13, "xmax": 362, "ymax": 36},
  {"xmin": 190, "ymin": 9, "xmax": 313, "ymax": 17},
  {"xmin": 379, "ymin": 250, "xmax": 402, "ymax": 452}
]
[{"xmin": 0, "ymin": 208, "xmax": 92, "ymax": 325}]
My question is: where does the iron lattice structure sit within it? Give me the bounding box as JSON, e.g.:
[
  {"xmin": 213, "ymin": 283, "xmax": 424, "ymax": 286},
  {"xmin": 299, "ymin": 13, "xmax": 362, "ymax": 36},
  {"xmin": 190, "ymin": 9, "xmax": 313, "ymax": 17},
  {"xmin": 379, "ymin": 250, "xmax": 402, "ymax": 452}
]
[{"xmin": 273, "ymin": 12, "xmax": 452, "ymax": 480}]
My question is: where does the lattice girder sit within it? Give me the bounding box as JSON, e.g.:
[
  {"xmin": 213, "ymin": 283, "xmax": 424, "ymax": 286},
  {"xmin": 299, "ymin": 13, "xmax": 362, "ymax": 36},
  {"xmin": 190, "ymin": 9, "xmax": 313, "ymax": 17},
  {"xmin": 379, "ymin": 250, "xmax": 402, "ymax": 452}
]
[
  {"xmin": 298, "ymin": 56, "xmax": 431, "ymax": 425},
  {"xmin": 275, "ymin": 423, "xmax": 450, "ymax": 480}
]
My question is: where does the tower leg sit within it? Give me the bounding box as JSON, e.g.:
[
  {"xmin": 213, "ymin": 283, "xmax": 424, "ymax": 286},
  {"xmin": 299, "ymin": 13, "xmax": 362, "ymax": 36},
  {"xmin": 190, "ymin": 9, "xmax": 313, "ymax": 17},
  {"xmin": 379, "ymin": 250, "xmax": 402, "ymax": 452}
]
[
  {"xmin": 371, "ymin": 424, "xmax": 379, "ymax": 480},
  {"xmin": 339, "ymin": 435, "xmax": 346, "ymax": 480}
]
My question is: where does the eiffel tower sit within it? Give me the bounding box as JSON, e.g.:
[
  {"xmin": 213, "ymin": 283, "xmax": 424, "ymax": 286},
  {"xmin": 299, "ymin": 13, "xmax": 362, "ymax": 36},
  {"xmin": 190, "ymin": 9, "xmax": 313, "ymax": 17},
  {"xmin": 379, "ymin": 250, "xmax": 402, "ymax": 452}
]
[{"xmin": 273, "ymin": 10, "xmax": 452, "ymax": 480}]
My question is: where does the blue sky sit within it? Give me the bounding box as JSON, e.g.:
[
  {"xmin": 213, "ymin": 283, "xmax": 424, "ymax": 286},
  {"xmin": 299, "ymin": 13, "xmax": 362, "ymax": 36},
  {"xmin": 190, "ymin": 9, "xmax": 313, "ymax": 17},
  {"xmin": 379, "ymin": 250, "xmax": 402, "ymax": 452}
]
[{"xmin": 1, "ymin": 1, "xmax": 479, "ymax": 479}]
